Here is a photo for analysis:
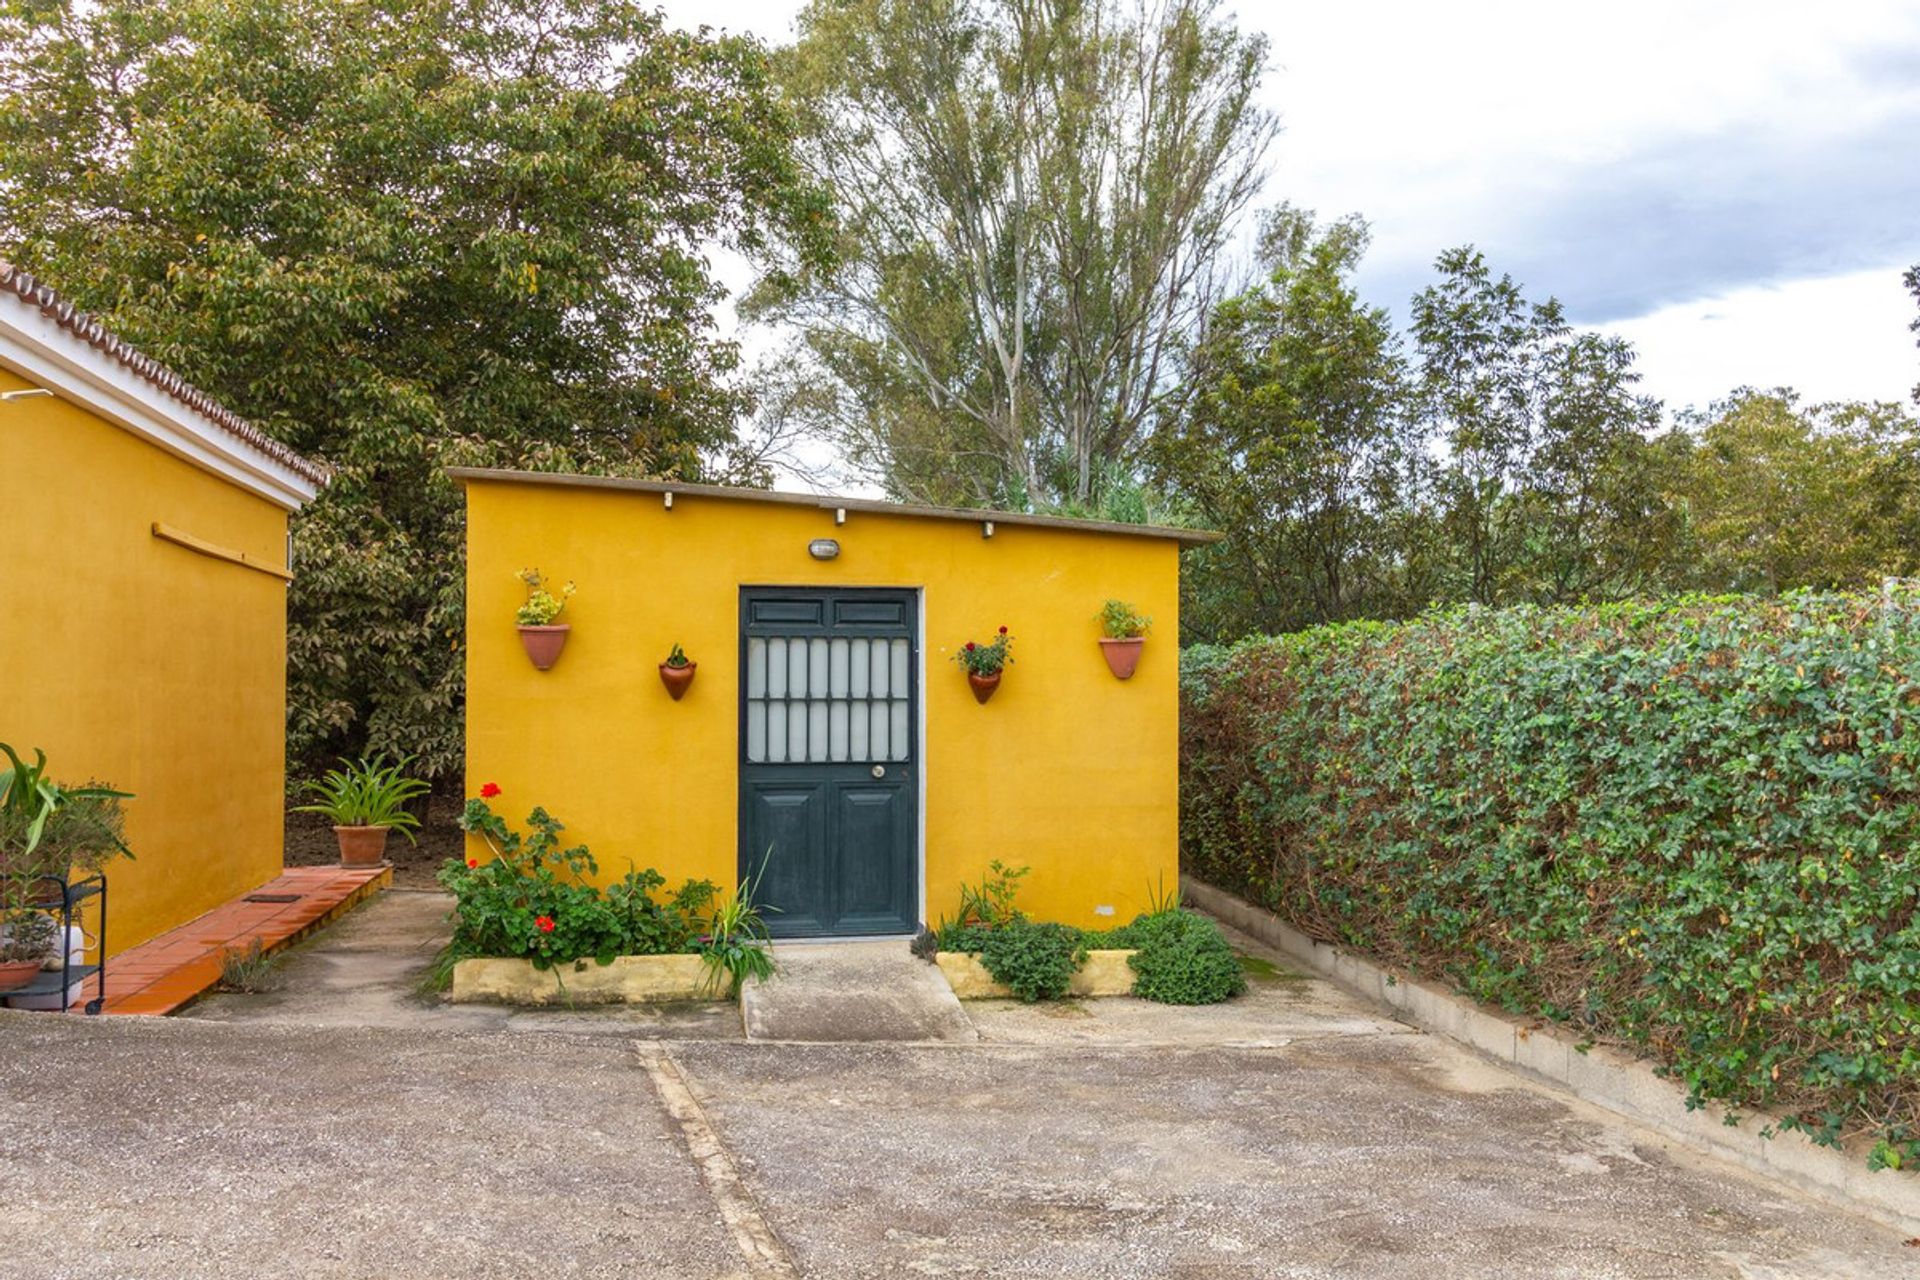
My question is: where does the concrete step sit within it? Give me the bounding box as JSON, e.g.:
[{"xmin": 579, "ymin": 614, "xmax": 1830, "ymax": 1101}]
[{"xmin": 742, "ymin": 940, "xmax": 978, "ymax": 1042}]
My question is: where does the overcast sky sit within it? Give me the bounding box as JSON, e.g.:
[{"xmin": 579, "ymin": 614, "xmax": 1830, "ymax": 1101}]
[{"xmin": 662, "ymin": 0, "xmax": 1920, "ymax": 430}]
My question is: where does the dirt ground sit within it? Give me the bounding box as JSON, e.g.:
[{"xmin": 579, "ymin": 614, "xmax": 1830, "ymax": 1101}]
[
  {"xmin": 283, "ymin": 792, "xmax": 465, "ymax": 888},
  {"xmin": 1, "ymin": 892, "xmax": 1910, "ymax": 1279}
]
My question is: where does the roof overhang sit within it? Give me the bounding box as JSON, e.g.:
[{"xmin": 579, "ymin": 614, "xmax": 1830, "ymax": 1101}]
[
  {"xmin": 446, "ymin": 467, "xmax": 1224, "ymax": 548},
  {"xmin": 0, "ymin": 276, "xmax": 323, "ymax": 511}
]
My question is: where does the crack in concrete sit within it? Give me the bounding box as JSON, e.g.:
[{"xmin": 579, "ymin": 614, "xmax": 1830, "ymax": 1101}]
[{"xmin": 637, "ymin": 1044, "xmax": 801, "ymax": 1279}]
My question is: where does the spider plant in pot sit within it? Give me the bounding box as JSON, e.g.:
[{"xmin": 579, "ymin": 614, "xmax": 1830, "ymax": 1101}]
[
  {"xmin": 293, "ymin": 754, "xmax": 429, "ymax": 867},
  {"xmin": 953, "ymin": 626, "xmax": 1014, "ymax": 703},
  {"xmin": 1097, "ymin": 600, "xmax": 1150, "ymax": 679},
  {"xmin": 659, "ymin": 642, "xmax": 697, "ymax": 700},
  {"xmin": 515, "ymin": 568, "xmax": 575, "ymax": 670}
]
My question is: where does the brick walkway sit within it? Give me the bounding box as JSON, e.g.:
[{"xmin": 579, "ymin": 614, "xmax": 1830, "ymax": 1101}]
[{"xmin": 95, "ymin": 865, "xmax": 391, "ymax": 1015}]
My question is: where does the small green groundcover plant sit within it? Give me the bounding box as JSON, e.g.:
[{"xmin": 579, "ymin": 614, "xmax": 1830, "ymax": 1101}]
[
  {"xmin": 922, "ymin": 862, "xmax": 1245, "ymax": 1005},
  {"xmin": 431, "ymin": 788, "xmax": 771, "ymax": 996},
  {"xmin": 1181, "ymin": 589, "xmax": 1920, "ymax": 1170}
]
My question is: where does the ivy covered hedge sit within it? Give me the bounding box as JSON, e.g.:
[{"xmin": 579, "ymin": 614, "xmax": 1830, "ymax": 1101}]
[{"xmin": 1181, "ymin": 592, "xmax": 1920, "ymax": 1167}]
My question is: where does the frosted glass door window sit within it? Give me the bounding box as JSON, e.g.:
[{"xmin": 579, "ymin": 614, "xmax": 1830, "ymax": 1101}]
[{"xmin": 745, "ymin": 634, "xmax": 911, "ymax": 764}]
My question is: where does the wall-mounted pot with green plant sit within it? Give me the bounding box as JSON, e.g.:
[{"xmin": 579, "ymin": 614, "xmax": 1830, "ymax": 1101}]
[
  {"xmin": 953, "ymin": 627, "xmax": 1014, "ymax": 703},
  {"xmin": 293, "ymin": 754, "xmax": 429, "ymax": 868},
  {"xmin": 659, "ymin": 643, "xmax": 697, "ymax": 700},
  {"xmin": 1098, "ymin": 600, "xmax": 1150, "ymax": 679},
  {"xmin": 0, "ymin": 743, "xmax": 134, "ymax": 992},
  {"xmin": 515, "ymin": 568, "xmax": 575, "ymax": 670}
]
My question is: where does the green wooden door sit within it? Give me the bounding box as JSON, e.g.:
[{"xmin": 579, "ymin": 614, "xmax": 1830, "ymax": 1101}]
[{"xmin": 739, "ymin": 588, "xmax": 918, "ymax": 937}]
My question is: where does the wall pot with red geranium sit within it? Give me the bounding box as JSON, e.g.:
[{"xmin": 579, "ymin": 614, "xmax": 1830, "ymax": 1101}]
[
  {"xmin": 953, "ymin": 627, "xmax": 1014, "ymax": 704},
  {"xmin": 292, "ymin": 754, "xmax": 430, "ymax": 867},
  {"xmin": 1097, "ymin": 599, "xmax": 1151, "ymax": 680},
  {"xmin": 515, "ymin": 568, "xmax": 575, "ymax": 670},
  {"xmin": 659, "ymin": 643, "xmax": 697, "ymax": 700}
]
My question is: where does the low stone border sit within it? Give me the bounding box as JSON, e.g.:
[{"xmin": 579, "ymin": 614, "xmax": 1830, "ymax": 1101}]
[
  {"xmin": 935, "ymin": 949, "xmax": 1137, "ymax": 999},
  {"xmin": 1182, "ymin": 876, "xmax": 1920, "ymax": 1236},
  {"xmin": 451, "ymin": 954, "xmax": 727, "ymax": 1006}
]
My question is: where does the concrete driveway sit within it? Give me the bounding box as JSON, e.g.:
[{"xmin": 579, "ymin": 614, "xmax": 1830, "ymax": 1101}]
[{"xmin": 0, "ymin": 892, "xmax": 1911, "ymax": 1279}]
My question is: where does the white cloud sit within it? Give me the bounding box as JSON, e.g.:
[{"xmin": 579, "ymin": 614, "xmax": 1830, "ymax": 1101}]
[{"xmin": 1611, "ymin": 263, "xmax": 1917, "ymax": 416}]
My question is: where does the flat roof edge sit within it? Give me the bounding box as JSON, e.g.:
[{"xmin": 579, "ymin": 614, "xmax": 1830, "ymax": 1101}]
[{"xmin": 445, "ymin": 467, "xmax": 1224, "ymax": 547}]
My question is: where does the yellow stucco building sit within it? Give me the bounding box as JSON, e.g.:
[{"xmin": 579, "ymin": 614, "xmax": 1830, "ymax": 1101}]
[
  {"xmin": 455, "ymin": 468, "xmax": 1216, "ymax": 935},
  {"xmin": 0, "ymin": 265, "xmax": 325, "ymax": 956}
]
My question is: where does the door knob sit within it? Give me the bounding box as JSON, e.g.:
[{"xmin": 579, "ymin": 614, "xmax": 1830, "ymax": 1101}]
[{"xmin": 870, "ymin": 765, "xmax": 886, "ymax": 779}]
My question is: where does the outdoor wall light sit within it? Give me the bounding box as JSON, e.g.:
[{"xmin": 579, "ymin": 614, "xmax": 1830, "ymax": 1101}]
[{"xmin": 808, "ymin": 538, "xmax": 841, "ymax": 560}]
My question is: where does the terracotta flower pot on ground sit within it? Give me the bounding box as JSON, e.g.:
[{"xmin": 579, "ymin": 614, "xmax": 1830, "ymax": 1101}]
[
  {"xmin": 1099, "ymin": 637, "xmax": 1145, "ymax": 680},
  {"xmin": 0, "ymin": 958, "xmax": 43, "ymax": 993},
  {"xmin": 517, "ymin": 624, "xmax": 570, "ymax": 670},
  {"xmin": 333, "ymin": 824, "xmax": 392, "ymax": 868},
  {"xmin": 968, "ymin": 671, "xmax": 1002, "ymax": 704},
  {"xmin": 659, "ymin": 661, "xmax": 697, "ymax": 700}
]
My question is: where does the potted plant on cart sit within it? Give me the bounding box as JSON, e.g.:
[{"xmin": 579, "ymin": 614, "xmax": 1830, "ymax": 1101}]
[
  {"xmin": 0, "ymin": 743, "xmax": 133, "ymax": 995},
  {"xmin": 515, "ymin": 568, "xmax": 575, "ymax": 670},
  {"xmin": 1097, "ymin": 600, "xmax": 1151, "ymax": 680},
  {"xmin": 293, "ymin": 754, "xmax": 430, "ymax": 868},
  {"xmin": 953, "ymin": 626, "xmax": 1014, "ymax": 704},
  {"xmin": 659, "ymin": 643, "xmax": 697, "ymax": 700}
]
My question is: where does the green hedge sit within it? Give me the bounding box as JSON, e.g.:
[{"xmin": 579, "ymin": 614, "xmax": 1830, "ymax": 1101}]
[{"xmin": 1180, "ymin": 593, "xmax": 1920, "ymax": 1167}]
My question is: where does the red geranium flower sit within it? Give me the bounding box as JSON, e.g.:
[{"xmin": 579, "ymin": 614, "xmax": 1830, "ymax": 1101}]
[
  {"xmin": 535, "ymin": 915, "xmax": 555, "ymax": 934},
  {"xmin": 479, "ymin": 782, "xmax": 502, "ymax": 799},
  {"xmin": 466, "ymin": 858, "xmax": 479, "ymax": 869},
  {"xmin": 999, "ymin": 625, "xmax": 1008, "ymax": 634},
  {"xmin": 965, "ymin": 641, "xmax": 976, "ymax": 651}
]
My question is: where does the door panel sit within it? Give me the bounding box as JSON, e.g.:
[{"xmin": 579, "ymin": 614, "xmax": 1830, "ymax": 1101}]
[
  {"xmin": 833, "ymin": 784, "xmax": 911, "ymax": 928},
  {"xmin": 744, "ymin": 782, "xmax": 830, "ymax": 936},
  {"xmin": 740, "ymin": 588, "xmax": 918, "ymax": 937}
]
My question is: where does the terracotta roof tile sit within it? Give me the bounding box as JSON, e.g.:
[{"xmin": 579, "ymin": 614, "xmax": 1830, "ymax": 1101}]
[{"xmin": 0, "ymin": 261, "xmax": 328, "ymax": 485}]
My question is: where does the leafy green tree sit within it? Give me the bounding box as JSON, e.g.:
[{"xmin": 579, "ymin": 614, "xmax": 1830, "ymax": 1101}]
[
  {"xmin": 1659, "ymin": 390, "xmax": 1919, "ymax": 594},
  {"xmin": 1411, "ymin": 248, "xmax": 1672, "ymax": 605},
  {"xmin": 1907, "ymin": 262, "xmax": 1918, "ymax": 405},
  {"xmin": 0, "ymin": 0, "xmax": 831, "ymax": 782},
  {"xmin": 751, "ymin": 0, "xmax": 1275, "ymax": 507},
  {"xmin": 1151, "ymin": 207, "xmax": 1424, "ymax": 640}
]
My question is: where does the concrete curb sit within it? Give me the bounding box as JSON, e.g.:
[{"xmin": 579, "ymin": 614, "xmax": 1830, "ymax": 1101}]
[{"xmin": 1182, "ymin": 876, "xmax": 1920, "ymax": 1236}]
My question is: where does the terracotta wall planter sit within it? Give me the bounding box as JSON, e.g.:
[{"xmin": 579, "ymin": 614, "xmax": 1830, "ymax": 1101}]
[
  {"xmin": 659, "ymin": 661, "xmax": 697, "ymax": 700},
  {"xmin": 517, "ymin": 624, "xmax": 570, "ymax": 670},
  {"xmin": 333, "ymin": 824, "xmax": 392, "ymax": 868},
  {"xmin": 1099, "ymin": 637, "xmax": 1145, "ymax": 680},
  {"xmin": 967, "ymin": 670, "xmax": 1002, "ymax": 704}
]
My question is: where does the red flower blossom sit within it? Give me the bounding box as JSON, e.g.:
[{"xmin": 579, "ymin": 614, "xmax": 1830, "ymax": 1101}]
[
  {"xmin": 479, "ymin": 782, "xmax": 502, "ymax": 799},
  {"xmin": 965, "ymin": 641, "xmax": 976, "ymax": 651},
  {"xmin": 999, "ymin": 625, "xmax": 1008, "ymax": 634},
  {"xmin": 535, "ymin": 915, "xmax": 555, "ymax": 934},
  {"xmin": 467, "ymin": 858, "xmax": 479, "ymax": 869}
]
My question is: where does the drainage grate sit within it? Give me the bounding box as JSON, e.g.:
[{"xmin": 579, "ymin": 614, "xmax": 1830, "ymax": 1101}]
[{"xmin": 244, "ymin": 893, "xmax": 303, "ymax": 904}]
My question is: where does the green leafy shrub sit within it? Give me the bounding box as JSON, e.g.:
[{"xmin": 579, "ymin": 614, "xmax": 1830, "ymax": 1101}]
[
  {"xmin": 1124, "ymin": 910, "xmax": 1245, "ymax": 1005},
  {"xmin": 1180, "ymin": 590, "xmax": 1920, "ymax": 1165},
  {"xmin": 979, "ymin": 920, "xmax": 1081, "ymax": 1002},
  {"xmin": 441, "ymin": 797, "xmax": 718, "ymax": 971}
]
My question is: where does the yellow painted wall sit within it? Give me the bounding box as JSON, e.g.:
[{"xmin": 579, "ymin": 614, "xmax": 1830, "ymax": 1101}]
[
  {"xmin": 463, "ymin": 478, "xmax": 1183, "ymax": 930},
  {"xmin": 1, "ymin": 369, "xmax": 291, "ymax": 956}
]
